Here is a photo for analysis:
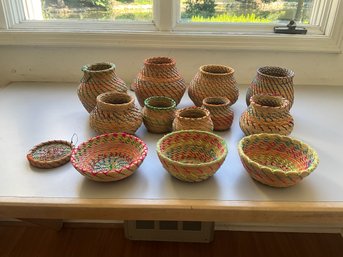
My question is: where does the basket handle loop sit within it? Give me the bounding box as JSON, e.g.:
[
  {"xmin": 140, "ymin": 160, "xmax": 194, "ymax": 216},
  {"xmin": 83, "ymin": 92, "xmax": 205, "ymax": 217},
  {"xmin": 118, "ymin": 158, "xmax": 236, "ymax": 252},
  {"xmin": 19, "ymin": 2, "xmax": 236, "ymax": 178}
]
[{"xmin": 70, "ymin": 133, "xmax": 79, "ymax": 146}]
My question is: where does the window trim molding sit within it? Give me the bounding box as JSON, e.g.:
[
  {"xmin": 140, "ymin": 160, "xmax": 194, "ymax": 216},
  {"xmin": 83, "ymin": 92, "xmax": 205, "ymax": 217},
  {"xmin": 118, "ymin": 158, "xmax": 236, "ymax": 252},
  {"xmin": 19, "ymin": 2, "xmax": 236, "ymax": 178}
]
[{"xmin": 0, "ymin": 0, "xmax": 342, "ymax": 53}]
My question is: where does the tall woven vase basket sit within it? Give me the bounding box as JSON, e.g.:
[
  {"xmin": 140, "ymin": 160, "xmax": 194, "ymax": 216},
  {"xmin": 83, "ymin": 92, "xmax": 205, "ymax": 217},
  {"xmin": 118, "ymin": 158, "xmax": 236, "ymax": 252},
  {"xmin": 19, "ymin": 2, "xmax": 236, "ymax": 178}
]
[
  {"xmin": 90, "ymin": 92, "xmax": 142, "ymax": 135},
  {"xmin": 134, "ymin": 56, "xmax": 186, "ymax": 107},
  {"xmin": 246, "ymin": 66, "xmax": 295, "ymax": 108},
  {"xmin": 77, "ymin": 62, "xmax": 128, "ymax": 113},
  {"xmin": 188, "ymin": 65, "xmax": 239, "ymax": 107},
  {"xmin": 240, "ymin": 94, "xmax": 294, "ymax": 136}
]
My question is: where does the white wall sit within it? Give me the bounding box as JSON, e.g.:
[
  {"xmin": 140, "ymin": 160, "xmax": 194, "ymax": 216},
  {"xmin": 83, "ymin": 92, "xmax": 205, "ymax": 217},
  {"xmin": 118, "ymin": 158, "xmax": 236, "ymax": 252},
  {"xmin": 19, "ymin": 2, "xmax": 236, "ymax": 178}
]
[{"xmin": 0, "ymin": 43, "xmax": 342, "ymax": 88}]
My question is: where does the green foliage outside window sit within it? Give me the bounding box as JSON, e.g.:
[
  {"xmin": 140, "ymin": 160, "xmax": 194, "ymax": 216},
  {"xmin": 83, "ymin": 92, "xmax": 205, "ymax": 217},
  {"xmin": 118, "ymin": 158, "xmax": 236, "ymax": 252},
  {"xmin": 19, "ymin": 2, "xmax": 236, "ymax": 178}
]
[{"xmin": 184, "ymin": 0, "xmax": 217, "ymax": 18}]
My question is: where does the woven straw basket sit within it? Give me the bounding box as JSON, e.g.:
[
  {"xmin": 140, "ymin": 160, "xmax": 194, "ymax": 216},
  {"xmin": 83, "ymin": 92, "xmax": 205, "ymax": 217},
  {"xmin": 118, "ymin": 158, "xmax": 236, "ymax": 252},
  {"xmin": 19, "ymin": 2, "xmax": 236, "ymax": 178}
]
[
  {"xmin": 157, "ymin": 130, "xmax": 228, "ymax": 182},
  {"xmin": 240, "ymin": 94, "xmax": 294, "ymax": 136},
  {"xmin": 238, "ymin": 133, "xmax": 319, "ymax": 188},
  {"xmin": 142, "ymin": 96, "xmax": 176, "ymax": 134},
  {"xmin": 27, "ymin": 140, "xmax": 73, "ymax": 169},
  {"xmin": 202, "ymin": 96, "xmax": 234, "ymax": 131},
  {"xmin": 134, "ymin": 56, "xmax": 186, "ymax": 107},
  {"xmin": 172, "ymin": 106, "xmax": 214, "ymax": 132},
  {"xmin": 71, "ymin": 133, "xmax": 148, "ymax": 182}
]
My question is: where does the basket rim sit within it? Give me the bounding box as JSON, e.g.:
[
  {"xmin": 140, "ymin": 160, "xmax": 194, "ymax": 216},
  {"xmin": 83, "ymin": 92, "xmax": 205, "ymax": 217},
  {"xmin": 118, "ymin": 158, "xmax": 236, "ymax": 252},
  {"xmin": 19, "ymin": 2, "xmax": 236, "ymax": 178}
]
[
  {"xmin": 70, "ymin": 132, "xmax": 148, "ymax": 175},
  {"xmin": 144, "ymin": 56, "xmax": 176, "ymax": 66},
  {"xmin": 175, "ymin": 106, "xmax": 210, "ymax": 120},
  {"xmin": 200, "ymin": 64, "xmax": 235, "ymax": 76},
  {"xmin": 257, "ymin": 66, "xmax": 295, "ymax": 79},
  {"xmin": 202, "ymin": 96, "xmax": 231, "ymax": 107},
  {"xmin": 27, "ymin": 140, "xmax": 73, "ymax": 167},
  {"xmin": 156, "ymin": 130, "xmax": 228, "ymax": 167},
  {"xmin": 81, "ymin": 62, "xmax": 115, "ymax": 73},
  {"xmin": 238, "ymin": 133, "xmax": 319, "ymax": 176},
  {"xmin": 144, "ymin": 96, "xmax": 176, "ymax": 110},
  {"xmin": 250, "ymin": 94, "xmax": 289, "ymax": 110}
]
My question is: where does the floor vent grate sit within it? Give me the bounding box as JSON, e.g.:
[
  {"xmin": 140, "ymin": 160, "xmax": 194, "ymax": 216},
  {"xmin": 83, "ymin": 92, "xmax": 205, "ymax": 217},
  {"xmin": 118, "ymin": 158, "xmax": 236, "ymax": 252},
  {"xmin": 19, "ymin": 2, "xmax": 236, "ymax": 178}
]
[{"xmin": 124, "ymin": 220, "xmax": 214, "ymax": 243}]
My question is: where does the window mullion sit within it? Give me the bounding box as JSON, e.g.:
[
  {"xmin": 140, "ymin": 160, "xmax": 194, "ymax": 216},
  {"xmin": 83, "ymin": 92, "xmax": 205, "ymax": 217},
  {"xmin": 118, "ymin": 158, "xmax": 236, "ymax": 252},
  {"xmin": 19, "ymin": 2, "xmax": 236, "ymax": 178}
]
[
  {"xmin": 0, "ymin": 1, "xmax": 8, "ymax": 29},
  {"xmin": 23, "ymin": 0, "xmax": 43, "ymax": 20},
  {"xmin": 154, "ymin": 0, "xmax": 178, "ymax": 31},
  {"xmin": 1, "ymin": 0, "xmax": 27, "ymax": 28}
]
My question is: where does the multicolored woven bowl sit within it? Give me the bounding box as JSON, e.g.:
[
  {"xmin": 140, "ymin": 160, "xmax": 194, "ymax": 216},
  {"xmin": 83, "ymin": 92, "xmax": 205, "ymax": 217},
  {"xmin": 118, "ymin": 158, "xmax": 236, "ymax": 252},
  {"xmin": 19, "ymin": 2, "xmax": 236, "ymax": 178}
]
[
  {"xmin": 71, "ymin": 133, "xmax": 148, "ymax": 182},
  {"xmin": 156, "ymin": 130, "xmax": 228, "ymax": 182},
  {"xmin": 238, "ymin": 133, "xmax": 319, "ymax": 187}
]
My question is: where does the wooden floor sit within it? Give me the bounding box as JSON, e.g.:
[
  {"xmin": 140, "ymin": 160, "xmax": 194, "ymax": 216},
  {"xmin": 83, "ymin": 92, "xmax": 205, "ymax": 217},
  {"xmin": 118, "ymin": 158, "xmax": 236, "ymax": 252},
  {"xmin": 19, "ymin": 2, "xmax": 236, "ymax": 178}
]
[{"xmin": 0, "ymin": 223, "xmax": 342, "ymax": 257}]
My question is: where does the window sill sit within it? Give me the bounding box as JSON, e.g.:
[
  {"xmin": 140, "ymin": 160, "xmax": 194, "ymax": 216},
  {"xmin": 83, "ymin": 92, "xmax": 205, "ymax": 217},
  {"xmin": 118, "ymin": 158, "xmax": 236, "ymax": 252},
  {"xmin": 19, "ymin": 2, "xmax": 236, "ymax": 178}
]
[{"xmin": 0, "ymin": 28, "xmax": 341, "ymax": 54}]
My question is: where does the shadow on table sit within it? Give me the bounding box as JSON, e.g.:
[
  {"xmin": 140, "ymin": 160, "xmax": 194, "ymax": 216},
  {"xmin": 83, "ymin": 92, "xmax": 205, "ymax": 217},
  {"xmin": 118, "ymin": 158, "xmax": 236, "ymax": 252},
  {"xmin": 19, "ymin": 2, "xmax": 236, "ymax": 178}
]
[{"xmin": 77, "ymin": 167, "xmax": 149, "ymax": 199}]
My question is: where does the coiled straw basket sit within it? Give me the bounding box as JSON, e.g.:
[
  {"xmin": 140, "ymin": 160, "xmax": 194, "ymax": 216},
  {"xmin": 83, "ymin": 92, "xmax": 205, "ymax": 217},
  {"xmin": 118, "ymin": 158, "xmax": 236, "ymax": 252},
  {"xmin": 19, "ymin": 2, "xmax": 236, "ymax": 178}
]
[
  {"xmin": 238, "ymin": 133, "xmax": 319, "ymax": 187},
  {"xmin": 142, "ymin": 96, "xmax": 176, "ymax": 134},
  {"xmin": 157, "ymin": 130, "xmax": 228, "ymax": 182},
  {"xmin": 71, "ymin": 133, "xmax": 148, "ymax": 182},
  {"xmin": 172, "ymin": 106, "xmax": 214, "ymax": 132}
]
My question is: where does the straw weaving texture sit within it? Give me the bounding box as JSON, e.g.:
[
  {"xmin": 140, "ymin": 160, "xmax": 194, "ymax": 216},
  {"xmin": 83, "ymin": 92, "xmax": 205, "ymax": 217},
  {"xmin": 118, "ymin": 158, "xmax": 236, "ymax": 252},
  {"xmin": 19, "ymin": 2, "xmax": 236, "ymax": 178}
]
[
  {"xmin": 240, "ymin": 94, "xmax": 294, "ymax": 136},
  {"xmin": 90, "ymin": 92, "xmax": 142, "ymax": 135},
  {"xmin": 27, "ymin": 140, "xmax": 73, "ymax": 168},
  {"xmin": 246, "ymin": 66, "xmax": 294, "ymax": 108},
  {"xmin": 188, "ymin": 65, "xmax": 239, "ymax": 107},
  {"xmin": 173, "ymin": 107, "xmax": 214, "ymax": 132},
  {"xmin": 157, "ymin": 130, "xmax": 228, "ymax": 182},
  {"xmin": 238, "ymin": 133, "xmax": 319, "ymax": 187},
  {"xmin": 134, "ymin": 57, "xmax": 186, "ymax": 106},
  {"xmin": 78, "ymin": 62, "xmax": 127, "ymax": 113},
  {"xmin": 142, "ymin": 96, "xmax": 176, "ymax": 133},
  {"xmin": 71, "ymin": 133, "xmax": 148, "ymax": 182},
  {"xmin": 202, "ymin": 97, "xmax": 234, "ymax": 131}
]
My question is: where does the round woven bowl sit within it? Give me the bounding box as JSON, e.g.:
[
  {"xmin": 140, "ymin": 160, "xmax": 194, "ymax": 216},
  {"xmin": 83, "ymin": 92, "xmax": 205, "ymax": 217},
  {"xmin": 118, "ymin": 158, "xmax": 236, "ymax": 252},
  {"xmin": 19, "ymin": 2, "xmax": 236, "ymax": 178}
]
[
  {"xmin": 157, "ymin": 130, "xmax": 228, "ymax": 182},
  {"xmin": 71, "ymin": 133, "xmax": 148, "ymax": 182},
  {"xmin": 27, "ymin": 140, "xmax": 73, "ymax": 169},
  {"xmin": 238, "ymin": 133, "xmax": 319, "ymax": 188}
]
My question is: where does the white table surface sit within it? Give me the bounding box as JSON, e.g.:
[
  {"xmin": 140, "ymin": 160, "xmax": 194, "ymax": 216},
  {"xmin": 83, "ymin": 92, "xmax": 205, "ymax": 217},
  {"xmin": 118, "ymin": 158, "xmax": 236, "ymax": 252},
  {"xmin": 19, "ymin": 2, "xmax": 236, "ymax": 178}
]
[{"xmin": 0, "ymin": 82, "xmax": 342, "ymax": 203}]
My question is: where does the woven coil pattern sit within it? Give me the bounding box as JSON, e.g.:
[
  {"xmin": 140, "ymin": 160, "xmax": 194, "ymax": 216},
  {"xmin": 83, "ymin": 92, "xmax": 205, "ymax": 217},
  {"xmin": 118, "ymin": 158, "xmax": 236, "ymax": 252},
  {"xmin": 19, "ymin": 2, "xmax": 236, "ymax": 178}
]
[
  {"xmin": 71, "ymin": 133, "xmax": 148, "ymax": 182},
  {"xmin": 240, "ymin": 94, "xmax": 294, "ymax": 136},
  {"xmin": 142, "ymin": 96, "xmax": 176, "ymax": 133},
  {"xmin": 172, "ymin": 106, "xmax": 214, "ymax": 132},
  {"xmin": 246, "ymin": 66, "xmax": 294, "ymax": 108},
  {"xmin": 77, "ymin": 62, "xmax": 128, "ymax": 113},
  {"xmin": 134, "ymin": 57, "xmax": 186, "ymax": 106},
  {"xmin": 188, "ymin": 65, "xmax": 239, "ymax": 106},
  {"xmin": 90, "ymin": 92, "xmax": 142, "ymax": 135},
  {"xmin": 27, "ymin": 140, "xmax": 73, "ymax": 169},
  {"xmin": 238, "ymin": 133, "xmax": 319, "ymax": 187},
  {"xmin": 202, "ymin": 97, "xmax": 234, "ymax": 131},
  {"xmin": 157, "ymin": 130, "xmax": 228, "ymax": 182}
]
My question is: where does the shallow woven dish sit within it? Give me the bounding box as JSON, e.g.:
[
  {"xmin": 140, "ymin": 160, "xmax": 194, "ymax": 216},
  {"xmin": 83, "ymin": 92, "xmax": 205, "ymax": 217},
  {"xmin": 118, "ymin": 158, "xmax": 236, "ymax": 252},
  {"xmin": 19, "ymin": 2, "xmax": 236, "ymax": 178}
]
[
  {"xmin": 156, "ymin": 130, "xmax": 228, "ymax": 182},
  {"xmin": 71, "ymin": 133, "xmax": 148, "ymax": 182},
  {"xmin": 27, "ymin": 140, "xmax": 73, "ymax": 169},
  {"xmin": 238, "ymin": 133, "xmax": 319, "ymax": 188}
]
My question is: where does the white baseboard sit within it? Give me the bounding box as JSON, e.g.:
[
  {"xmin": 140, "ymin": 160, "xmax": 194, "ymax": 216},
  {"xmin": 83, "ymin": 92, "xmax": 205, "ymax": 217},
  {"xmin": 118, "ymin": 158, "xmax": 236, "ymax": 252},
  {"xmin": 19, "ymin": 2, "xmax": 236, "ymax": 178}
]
[{"xmin": 215, "ymin": 222, "xmax": 342, "ymax": 234}]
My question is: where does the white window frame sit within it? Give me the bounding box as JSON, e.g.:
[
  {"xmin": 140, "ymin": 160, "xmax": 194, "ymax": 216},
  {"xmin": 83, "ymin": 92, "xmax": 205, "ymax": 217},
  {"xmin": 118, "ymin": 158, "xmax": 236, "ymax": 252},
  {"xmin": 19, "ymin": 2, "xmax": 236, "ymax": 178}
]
[{"xmin": 0, "ymin": 0, "xmax": 342, "ymax": 53}]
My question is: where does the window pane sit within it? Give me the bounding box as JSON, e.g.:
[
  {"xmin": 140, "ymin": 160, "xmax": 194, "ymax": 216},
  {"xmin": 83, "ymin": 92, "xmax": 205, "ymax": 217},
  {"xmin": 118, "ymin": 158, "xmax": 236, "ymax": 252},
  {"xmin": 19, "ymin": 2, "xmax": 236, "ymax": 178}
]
[
  {"xmin": 41, "ymin": 0, "xmax": 153, "ymax": 21},
  {"xmin": 180, "ymin": 0, "xmax": 315, "ymax": 24}
]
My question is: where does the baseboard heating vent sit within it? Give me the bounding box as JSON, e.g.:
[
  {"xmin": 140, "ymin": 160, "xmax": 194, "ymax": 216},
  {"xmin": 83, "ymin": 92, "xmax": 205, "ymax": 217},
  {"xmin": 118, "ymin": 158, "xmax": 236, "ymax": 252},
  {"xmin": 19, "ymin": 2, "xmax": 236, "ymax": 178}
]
[{"xmin": 124, "ymin": 220, "xmax": 214, "ymax": 243}]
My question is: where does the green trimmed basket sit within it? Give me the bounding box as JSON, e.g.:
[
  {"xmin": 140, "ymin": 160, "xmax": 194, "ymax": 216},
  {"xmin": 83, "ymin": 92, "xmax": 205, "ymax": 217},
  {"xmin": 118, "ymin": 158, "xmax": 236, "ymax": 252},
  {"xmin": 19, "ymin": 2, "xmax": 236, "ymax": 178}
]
[
  {"xmin": 238, "ymin": 133, "xmax": 319, "ymax": 188},
  {"xmin": 156, "ymin": 130, "xmax": 228, "ymax": 182},
  {"xmin": 71, "ymin": 133, "xmax": 148, "ymax": 182}
]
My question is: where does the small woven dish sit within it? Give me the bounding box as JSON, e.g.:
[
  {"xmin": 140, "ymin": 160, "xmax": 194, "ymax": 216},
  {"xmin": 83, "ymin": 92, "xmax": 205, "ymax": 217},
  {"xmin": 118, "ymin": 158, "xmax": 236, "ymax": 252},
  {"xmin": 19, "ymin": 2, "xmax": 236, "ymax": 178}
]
[
  {"xmin": 71, "ymin": 133, "xmax": 148, "ymax": 182},
  {"xmin": 157, "ymin": 130, "xmax": 228, "ymax": 182},
  {"xmin": 238, "ymin": 133, "xmax": 319, "ymax": 188},
  {"xmin": 27, "ymin": 140, "xmax": 73, "ymax": 169}
]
